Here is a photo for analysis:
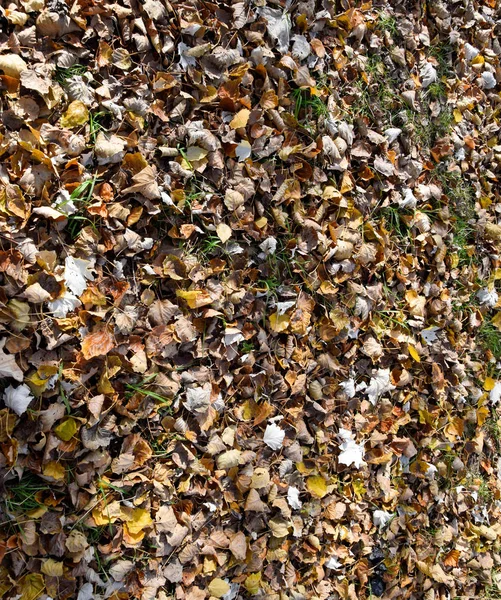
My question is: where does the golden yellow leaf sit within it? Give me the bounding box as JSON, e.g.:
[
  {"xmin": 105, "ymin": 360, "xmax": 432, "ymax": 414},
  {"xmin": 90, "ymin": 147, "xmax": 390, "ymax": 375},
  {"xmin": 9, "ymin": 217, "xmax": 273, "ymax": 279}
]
[
  {"xmin": 229, "ymin": 108, "xmax": 250, "ymax": 129},
  {"xmin": 176, "ymin": 289, "xmax": 213, "ymax": 309},
  {"xmin": 477, "ymin": 405, "xmax": 489, "ymax": 427},
  {"xmin": 408, "ymin": 344, "xmax": 421, "ymax": 362},
  {"xmin": 208, "ymin": 578, "xmax": 230, "ymax": 598},
  {"xmin": 92, "ymin": 500, "xmax": 122, "ymax": 526},
  {"xmin": 453, "ymin": 108, "xmax": 463, "ymax": 123},
  {"xmin": 42, "ymin": 461, "xmax": 65, "ymax": 481},
  {"xmin": 241, "ymin": 401, "xmax": 254, "ymax": 421},
  {"xmin": 54, "ymin": 417, "xmax": 79, "ymax": 441},
  {"xmin": 60, "ymin": 101, "xmax": 89, "ymax": 128},
  {"xmin": 340, "ymin": 171, "xmax": 354, "ymax": 194},
  {"xmin": 306, "ymin": 475, "xmax": 328, "ymax": 498},
  {"xmin": 121, "ymin": 507, "xmax": 153, "ymax": 534},
  {"xmin": 484, "ymin": 377, "xmax": 496, "ymax": 391}
]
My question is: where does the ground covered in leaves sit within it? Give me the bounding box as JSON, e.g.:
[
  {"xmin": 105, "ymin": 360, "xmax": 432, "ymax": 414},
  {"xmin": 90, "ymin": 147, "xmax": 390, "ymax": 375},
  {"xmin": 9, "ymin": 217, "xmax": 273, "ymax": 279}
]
[{"xmin": 1, "ymin": 0, "xmax": 501, "ymax": 599}]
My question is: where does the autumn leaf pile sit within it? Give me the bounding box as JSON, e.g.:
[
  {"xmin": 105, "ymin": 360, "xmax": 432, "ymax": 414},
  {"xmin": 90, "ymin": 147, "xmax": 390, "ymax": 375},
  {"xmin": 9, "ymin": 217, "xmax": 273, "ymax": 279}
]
[{"xmin": 1, "ymin": 0, "xmax": 501, "ymax": 598}]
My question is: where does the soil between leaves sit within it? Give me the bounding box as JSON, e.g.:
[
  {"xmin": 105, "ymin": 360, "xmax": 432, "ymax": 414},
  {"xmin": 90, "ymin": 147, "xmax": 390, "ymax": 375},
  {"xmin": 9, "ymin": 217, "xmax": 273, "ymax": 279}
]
[{"xmin": 1, "ymin": 1, "xmax": 501, "ymax": 600}]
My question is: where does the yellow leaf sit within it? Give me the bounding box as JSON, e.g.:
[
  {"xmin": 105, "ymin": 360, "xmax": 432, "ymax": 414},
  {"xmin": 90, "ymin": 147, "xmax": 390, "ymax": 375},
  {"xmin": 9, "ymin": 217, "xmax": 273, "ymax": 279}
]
[
  {"xmin": 229, "ymin": 108, "xmax": 250, "ymax": 129},
  {"xmin": 185, "ymin": 146, "xmax": 208, "ymax": 162},
  {"xmin": 208, "ymin": 578, "xmax": 230, "ymax": 598},
  {"xmin": 477, "ymin": 406, "xmax": 489, "ymax": 427},
  {"xmin": 340, "ymin": 171, "xmax": 354, "ymax": 194},
  {"xmin": 453, "ymin": 108, "xmax": 463, "ymax": 123},
  {"xmin": 269, "ymin": 312, "xmax": 289, "ymax": 333},
  {"xmin": 306, "ymin": 475, "xmax": 328, "ymax": 498},
  {"xmin": 54, "ymin": 418, "xmax": 79, "ymax": 441},
  {"xmin": 7, "ymin": 299, "xmax": 30, "ymax": 332},
  {"xmin": 92, "ymin": 500, "xmax": 122, "ymax": 526},
  {"xmin": 484, "ymin": 377, "xmax": 496, "ymax": 391},
  {"xmin": 176, "ymin": 289, "xmax": 213, "ymax": 309},
  {"xmin": 241, "ymin": 400, "xmax": 255, "ymax": 421},
  {"xmin": 42, "ymin": 461, "xmax": 65, "ymax": 481},
  {"xmin": 60, "ymin": 100, "xmax": 89, "ymax": 128},
  {"xmin": 0, "ymin": 54, "xmax": 28, "ymax": 78},
  {"xmin": 260, "ymin": 90, "xmax": 278, "ymax": 109},
  {"xmin": 41, "ymin": 559, "xmax": 64, "ymax": 577},
  {"xmin": 18, "ymin": 573, "xmax": 44, "ymax": 600},
  {"xmin": 27, "ymin": 506, "xmax": 47, "ymax": 519},
  {"xmin": 492, "ymin": 311, "xmax": 501, "ymax": 331},
  {"xmin": 216, "ymin": 222, "xmax": 232, "ymax": 243},
  {"xmin": 244, "ymin": 572, "xmax": 262, "ymax": 595},
  {"xmin": 408, "ymin": 344, "xmax": 421, "ymax": 362},
  {"xmin": 121, "ymin": 507, "xmax": 153, "ymax": 534},
  {"xmin": 352, "ymin": 477, "xmax": 366, "ymax": 498}
]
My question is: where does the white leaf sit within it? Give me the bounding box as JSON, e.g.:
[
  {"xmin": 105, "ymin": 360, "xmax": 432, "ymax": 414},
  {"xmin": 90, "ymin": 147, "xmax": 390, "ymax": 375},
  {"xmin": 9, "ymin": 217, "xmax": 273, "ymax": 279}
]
[
  {"xmin": 291, "ymin": 35, "xmax": 310, "ymax": 60},
  {"xmin": 0, "ymin": 338, "xmax": 24, "ymax": 382},
  {"xmin": 259, "ymin": 237, "xmax": 277, "ymax": 256},
  {"xmin": 373, "ymin": 509, "xmax": 393, "ymax": 529},
  {"xmin": 276, "ymin": 301, "xmax": 296, "ymax": 315},
  {"xmin": 325, "ymin": 555, "xmax": 342, "ymax": 569},
  {"xmin": 259, "ymin": 7, "xmax": 291, "ymax": 54},
  {"xmin": 77, "ymin": 583, "xmax": 94, "ymax": 600},
  {"xmin": 477, "ymin": 288, "xmax": 499, "ymax": 308},
  {"xmin": 421, "ymin": 327, "xmax": 440, "ymax": 344},
  {"xmin": 490, "ymin": 382, "xmax": 501, "ymax": 405},
  {"xmin": 94, "ymin": 133, "xmax": 126, "ymax": 165},
  {"xmin": 465, "ymin": 43, "xmax": 479, "ymax": 62},
  {"xmin": 4, "ymin": 384, "xmax": 34, "ymax": 416},
  {"xmin": 177, "ymin": 42, "xmax": 197, "ymax": 70},
  {"xmin": 224, "ymin": 327, "xmax": 244, "ymax": 347},
  {"xmin": 235, "ymin": 140, "xmax": 252, "ymax": 162},
  {"xmin": 287, "ymin": 486, "xmax": 302, "ymax": 510},
  {"xmin": 337, "ymin": 428, "xmax": 365, "ymax": 468},
  {"xmin": 424, "ymin": 463, "xmax": 437, "ymax": 478},
  {"xmin": 399, "ymin": 188, "xmax": 417, "ymax": 209},
  {"xmin": 109, "ymin": 560, "xmax": 135, "ymax": 582},
  {"xmin": 66, "ymin": 75, "xmax": 94, "ymax": 106},
  {"xmin": 374, "ymin": 156, "xmax": 394, "ymax": 176},
  {"xmin": 365, "ymin": 368, "xmax": 396, "ymax": 405},
  {"xmin": 184, "ymin": 385, "xmax": 211, "ymax": 414},
  {"xmin": 263, "ymin": 423, "xmax": 285, "ymax": 451},
  {"xmin": 384, "ymin": 128, "xmax": 402, "ymax": 144},
  {"xmin": 47, "ymin": 292, "xmax": 81, "ymax": 318},
  {"xmin": 482, "ymin": 72, "xmax": 497, "ymax": 89},
  {"xmin": 338, "ymin": 378, "xmax": 356, "ymax": 399},
  {"xmin": 420, "ymin": 62, "xmax": 437, "ymax": 88},
  {"xmin": 64, "ymin": 256, "xmax": 94, "ymax": 297}
]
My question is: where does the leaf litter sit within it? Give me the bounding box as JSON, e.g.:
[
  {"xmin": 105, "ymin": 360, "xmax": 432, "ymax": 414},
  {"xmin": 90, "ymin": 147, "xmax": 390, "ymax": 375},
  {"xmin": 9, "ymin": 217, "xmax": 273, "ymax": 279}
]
[{"xmin": 0, "ymin": 1, "xmax": 501, "ymax": 599}]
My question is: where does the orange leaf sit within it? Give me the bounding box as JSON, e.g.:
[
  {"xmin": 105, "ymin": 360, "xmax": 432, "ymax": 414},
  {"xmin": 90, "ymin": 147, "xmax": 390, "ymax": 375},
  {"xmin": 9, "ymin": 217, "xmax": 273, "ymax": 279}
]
[
  {"xmin": 442, "ymin": 549, "xmax": 460, "ymax": 567},
  {"xmin": 81, "ymin": 327, "xmax": 115, "ymax": 359}
]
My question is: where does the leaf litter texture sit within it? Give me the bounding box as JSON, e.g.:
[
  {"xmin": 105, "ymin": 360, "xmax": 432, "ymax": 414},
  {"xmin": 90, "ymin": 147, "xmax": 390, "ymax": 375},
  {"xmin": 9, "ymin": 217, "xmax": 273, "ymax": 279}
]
[{"xmin": 0, "ymin": 0, "xmax": 501, "ymax": 599}]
